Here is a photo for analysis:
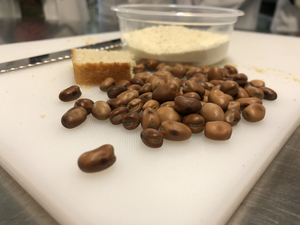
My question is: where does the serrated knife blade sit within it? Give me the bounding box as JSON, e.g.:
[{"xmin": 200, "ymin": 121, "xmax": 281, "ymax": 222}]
[{"xmin": 0, "ymin": 38, "xmax": 122, "ymax": 74}]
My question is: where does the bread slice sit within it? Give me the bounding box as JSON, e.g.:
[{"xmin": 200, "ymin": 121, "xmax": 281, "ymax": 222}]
[{"xmin": 71, "ymin": 49, "xmax": 136, "ymax": 85}]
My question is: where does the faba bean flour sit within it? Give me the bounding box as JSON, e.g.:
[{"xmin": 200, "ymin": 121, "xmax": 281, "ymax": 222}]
[{"xmin": 122, "ymin": 25, "xmax": 229, "ymax": 65}]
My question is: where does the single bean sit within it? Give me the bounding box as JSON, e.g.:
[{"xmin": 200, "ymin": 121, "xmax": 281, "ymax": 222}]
[
  {"xmin": 205, "ymin": 121, "xmax": 232, "ymax": 141},
  {"xmin": 59, "ymin": 85, "xmax": 81, "ymax": 102},
  {"xmin": 140, "ymin": 128, "xmax": 164, "ymax": 148},
  {"xmin": 61, "ymin": 106, "xmax": 87, "ymax": 128},
  {"xmin": 78, "ymin": 144, "xmax": 116, "ymax": 173},
  {"xmin": 92, "ymin": 101, "xmax": 111, "ymax": 120},
  {"xmin": 122, "ymin": 112, "xmax": 141, "ymax": 130},
  {"xmin": 100, "ymin": 78, "xmax": 115, "ymax": 92},
  {"xmin": 182, "ymin": 114, "xmax": 205, "ymax": 133},
  {"xmin": 160, "ymin": 120, "xmax": 192, "ymax": 141}
]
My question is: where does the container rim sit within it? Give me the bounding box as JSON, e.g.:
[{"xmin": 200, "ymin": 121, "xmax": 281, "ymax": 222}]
[{"xmin": 111, "ymin": 4, "xmax": 244, "ymax": 18}]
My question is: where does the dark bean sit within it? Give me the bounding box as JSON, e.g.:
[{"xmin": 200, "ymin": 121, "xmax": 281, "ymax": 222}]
[
  {"xmin": 106, "ymin": 98, "xmax": 127, "ymax": 110},
  {"xmin": 74, "ymin": 98, "xmax": 94, "ymax": 114},
  {"xmin": 224, "ymin": 65, "xmax": 238, "ymax": 75},
  {"xmin": 235, "ymin": 97, "xmax": 263, "ymax": 111},
  {"xmin": 139, "ymin": 83, "xmax": 152, "ymax": 94},
  {"xmin": 127, "ymin": 98, "xmax": 143, "ymax": 113},
  {"xmin": 109, "ymin": 107, "xmax": 128, "ymax": 125},
  {"xmin": 107, "ymin": 85, "xmax": 127, "ymax": 99},
  {"xmin": 100, "ymin": 78, "xmax": 115, "ymax": 92},
  {"xmin": 122, "ymin": 112, "xmax": 141, "ymax": 130},
  {"xmin": 140, "ymin": 128, "xmax": 164, "ymax": 148},
  {"xmin": 146, "ymin": 59, "xmax": 159, "ymax": 71},
  {"xmin": 142, "ymin": 100, "xmax": 160, "ymax": 111},
  {"xmin": 152, "ymin": 83, "xmax": 179, "ymax": 103},
  {"xmin": 78, "ymin": 144, "xmax": 116, "ymax": 173},
  {"xmin": 139, "ymin": 92, "xmax": 153, "ymax": 104},
  {"xmin": 207, "ymin": 66, "xmax": 223, "ymax": 81},
  {"xmin": 59, "ymin": 85, "xmax": 81, "ymax": 102},
  {"xmin": 236, "ymin": 87, "xmax": 249, "ymax": 99},
  {"xmin": 220, "ymin": 80, "xmax": 239, "ymax": 96},
  {"xmin": 134, "ymin": 72, "xmax": 151, "ymax": 83},
  {"xmin": 260, "ymin": 87, "xmax": 277, "ymax": 100},
  {"xmin": 160, "ymin": 120, "xmax": 192, "ymax": 141},
  {"xmin": 117, "ymin": 80, "xmax": 131, "ymax": 87},
  {"xmin": 61, "ymin": 106, "xmax": 87, "ymax": 128},
  {"xmin": 182, "ymin": 114, "xmax": 205, "ymax": 133},
  {"xmin": 244, "ymin": 85, "xmax": 265, "ymax": 99},
  {"xmin": 183, "ymin": 80, "xmax": 205, "ymax": 98},
  {"xmin": 171, "ymin": 64, "xmax": 187, "ymax": 79},
  {"xmin": 133, "ymin": 64, "xmax": 145, "ymax": 74},
  {"xmin": 117, "ymin": 90, "xmax": 139, "ymax": 104},
  {"xmin": 230, "ymin": 73, "xmax": 248, "ymax": 86},
  {"xmin": 130, "ymin": 77, "xmax": 145, "ymax": 86},
  {"xmin": 156, "ymin": 62, "xmax": 167, "ymax": 70},
  {"xmin": 174, "ymin": 96, "xmax": 202, "ymax": 114},
  {"xmin": 137, "ymin": 59, "xmax": 147, "ymax": 65}
]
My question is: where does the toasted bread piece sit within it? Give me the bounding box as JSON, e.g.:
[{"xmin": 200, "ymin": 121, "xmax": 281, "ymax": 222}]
[{"xmin": 71, "ymin": 49, "xmax": 135, "ymax": 85}]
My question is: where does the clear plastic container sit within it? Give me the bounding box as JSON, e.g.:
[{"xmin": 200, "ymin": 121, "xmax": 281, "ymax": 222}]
[{"xmin": 112, "ymin": 4, "xmax": 244, "ymax": 65}]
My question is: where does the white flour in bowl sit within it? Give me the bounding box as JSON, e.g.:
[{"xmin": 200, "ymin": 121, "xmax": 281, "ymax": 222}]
[{"xmin": 122, "ymin": 25, "xmax": 229, "ymax": 65}]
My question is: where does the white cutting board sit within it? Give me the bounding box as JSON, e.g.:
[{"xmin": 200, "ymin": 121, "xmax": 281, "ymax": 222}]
[{"xmin": 0, "ymin": 31, "xmax": 300, "ymax": 225}]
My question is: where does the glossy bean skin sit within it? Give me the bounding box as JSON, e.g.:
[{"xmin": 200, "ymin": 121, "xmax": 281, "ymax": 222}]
[
  {"xmin": 199, "ymin": 103, "xmax": 224, "ymax": 122},
  {"xmin": 122, "ymin": 112, "xmax": 141, "ymax": 130},
  {"xmin": 182, "ymin": 114, "xmax": 205, "ymax": 133},
  {"xmin": 59, "ymin": 85, "xmax": 81, "ymax": 102},
  {"xmin": 92, "ymin": 101, "xmax": 111, "ymax": 120},
  {"xmin": 78, "ymin": 144, "xmax": 116, "ymax": 173},
  {"xmin": 141, "ymin": 108, "xmax": 161, "ymax": 130},
  {"xmin": 174, "ymin": 96, "xmax": 202, "ymax": 114},
  {"xmin": 242, "ymin": 103, "xmax": 266, "ymax": 122},
  {"xmin": 260, "ymin": 87, "xmax": 277, "ymax": 100},
  {"xmin": 107, "ymin": 85, "xmax": 127, "ymax": 99},
  {"xmin": 156, "ymin": 106, "xmax": 181, "ymax": 123},
  {"xmin": 100, "ymin": 78, "xmax": 115, "ymax": 92},
  {"xmin": 140, "ymin": 128, "xmax": 164, "ymax": 148},
  {"xmin": 109, "ymin": 107, "xmax": 128, "ymax": 125},
  {"xmin": 205, "ymin": 121, "xmax": 232, "ymax": 141},
  {"xmin": 61, "ymin": 106, "xmax": 87, "ymax": 129},
  {"xmin": 160, "ymin": 120, "xmax": 192, "ymax": 141},
  {"xmin": 74, "ymin": 98, "xmax": 94, "ymax": 114}
]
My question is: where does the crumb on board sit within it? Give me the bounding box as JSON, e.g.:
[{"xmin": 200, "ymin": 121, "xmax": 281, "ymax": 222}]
[
  {"xmin": 40, "ymin": 114, "xmax": 46, "ymax": 118},
  {"xmin": 294, "ymin": 99, "xmax": 296, "ymax": 101},
  {"xmin": 84, "ymin": 86, "xmax": 90, "ymax": 90},
  {"xmin": 252, "ymin": 66, "xmax": 266, "ymax": 74}
]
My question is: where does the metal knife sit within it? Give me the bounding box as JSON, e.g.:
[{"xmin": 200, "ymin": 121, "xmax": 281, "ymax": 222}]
[{"xmin": 0, "ymin": 38, "xmax": 122, "ymax": 74}]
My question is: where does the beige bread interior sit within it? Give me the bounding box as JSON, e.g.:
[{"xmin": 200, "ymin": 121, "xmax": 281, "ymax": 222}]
[{"xmin": 71, "ymin": 49, "xmax": 136, "ymax": 85}]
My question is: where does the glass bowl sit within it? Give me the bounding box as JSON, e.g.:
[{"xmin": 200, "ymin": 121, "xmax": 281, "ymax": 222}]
[{"xmin": 112, "ymin": 4, "xmax": 244, "ymax": 65}]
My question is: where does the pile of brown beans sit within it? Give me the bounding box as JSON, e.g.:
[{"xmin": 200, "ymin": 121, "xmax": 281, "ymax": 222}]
[{"xmin": 60, "ymin": 59, "xmax": 277, "ymax": 150}]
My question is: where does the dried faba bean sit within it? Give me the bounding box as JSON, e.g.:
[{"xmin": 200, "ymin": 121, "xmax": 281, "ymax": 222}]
[
  {"xmin": 61, "ymin": 106, "xmax": 87, "ymax": 128},
  {"xmin": 78, "ymin": 144, "xmax": 116, "ymax": 173},
  {"xmin": 59, "ymin": 85, "xmax": 81, "ymax": 102}
]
